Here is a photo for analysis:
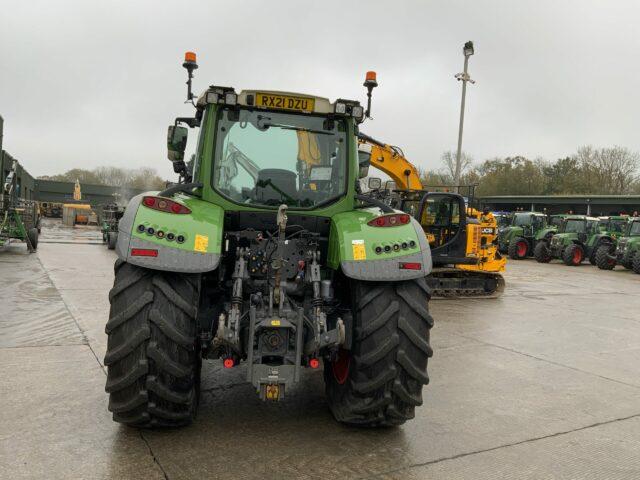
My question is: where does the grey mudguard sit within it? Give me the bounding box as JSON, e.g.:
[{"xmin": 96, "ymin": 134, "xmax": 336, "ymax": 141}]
[
  {"xmin": 340, "ymin": 217, "xmax": 432, "ymax": 281},
  {"xmin": 115, "ymin": 193, "xmax": 221, "ymax": 273}
]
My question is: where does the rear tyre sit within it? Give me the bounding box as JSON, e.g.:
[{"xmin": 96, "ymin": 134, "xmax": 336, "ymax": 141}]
[
  {"xmin": 104, "ymin": 260, "xmax": 201, "ymax": 427},
  {"xmin": 563, "ymin": 244, "xmax": 584, "ymax": 266},
  {"xmin": 632, "ymin": 253, "xmax": 640, "ymax": 274},
  {"xmin": 107, "ymin": 232, "xmax": 117, "ymax": 250},
  {"xmin": 622, "ymin": 255, "xmax": 634, "ymax": 270},
  {"xmin": 533, "ymin": 241, "xmax": 551, "ymax": 263},
  {"xmin": 508, "ymin": 237, "xmax": 529, "ymax": 260},
  {"xmin": 27, "ymin": 227, "xmax": 39, "ymax": 250},
  {"xmin": 324, "ymin": 278, "xmax": 434, "ymax": 427},
  {"xmin": 595, "ymin": 244, "xmax": 616, "ymax": 270}
]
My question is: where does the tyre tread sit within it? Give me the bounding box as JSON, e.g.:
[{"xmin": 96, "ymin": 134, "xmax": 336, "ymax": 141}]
[{"xmin": 325, "ymin": 278, "xmax": 433, "ymax": 427}]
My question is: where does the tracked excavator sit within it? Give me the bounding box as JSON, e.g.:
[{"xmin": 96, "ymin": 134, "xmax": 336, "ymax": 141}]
[{"xmin": 356, "ymin": 133, "xmax": 506, "ymax": 298}]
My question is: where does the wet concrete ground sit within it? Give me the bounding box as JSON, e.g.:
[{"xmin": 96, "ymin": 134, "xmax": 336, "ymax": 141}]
[{"xmin": 1, "ymin": 219, "xmax": 639, "ymax": 479}]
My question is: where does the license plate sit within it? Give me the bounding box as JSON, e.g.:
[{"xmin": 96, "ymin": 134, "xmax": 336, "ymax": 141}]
[{"xmin": 255, "ymin": 93, "xmax": 315, "ymax": 113}]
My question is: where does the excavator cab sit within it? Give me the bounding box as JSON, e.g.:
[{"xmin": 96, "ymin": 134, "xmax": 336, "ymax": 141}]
[
  {"xmin": 417, "ymin": 192, "xmax": 469, "ymax": 264},
  {"xmin": 358, "ymin": 131, "xmax": 505, "ymax": 297}
]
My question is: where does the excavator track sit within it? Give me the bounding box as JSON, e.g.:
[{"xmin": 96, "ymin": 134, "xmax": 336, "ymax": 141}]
[{"xmin": 427, "ymin": 268, "xmax": 505, "ymax": 299}]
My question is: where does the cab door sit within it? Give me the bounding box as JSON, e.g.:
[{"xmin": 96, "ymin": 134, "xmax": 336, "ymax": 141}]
[{"xmin": 417, "ymin": 192, "xmax": 469, "ymax": 265}]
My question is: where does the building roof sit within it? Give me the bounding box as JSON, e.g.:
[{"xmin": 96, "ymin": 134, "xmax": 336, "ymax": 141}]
[{"xmin": 481, "ymin": 195, "xmax": 640, "ymax": 205}]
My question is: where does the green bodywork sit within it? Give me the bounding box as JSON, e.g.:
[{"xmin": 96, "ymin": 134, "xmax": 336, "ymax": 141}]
[
  {"xmin": 119, "ymin": 102, "xmax": 427, "ymax": 276},
  {"xmin": 131, "ymin": 194, "xmax": 224, "ymax": 255},
  {"xmin": 613, "ymin": 218, "xmax": 640, "ymax": 267},
  {"xmin": 0, "ymin": 196, "xmax": 38, "ymax": 251},
  {"xmin": 0, "ymin": 210, "xmax": 29, "ymax": 246},
  {"xmin": 327, "ymin": 208, "xmax": 420, "ymax": 267}
]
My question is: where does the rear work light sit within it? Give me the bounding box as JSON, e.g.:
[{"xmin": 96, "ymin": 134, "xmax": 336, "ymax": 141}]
[
  {"xmin": 142, "ymin": 196, "xmax": 191, "ymax": 214},
  {"xmin": 367, "ymin": 213, "xmax": 411, "ymax": 227},
  {"xmin": 399, "ymin": 262, "xmax": 422, "ymax": 270},
  {"xmin": 131, "ymin": 248, "xmax": 158, "ymax": 257}
]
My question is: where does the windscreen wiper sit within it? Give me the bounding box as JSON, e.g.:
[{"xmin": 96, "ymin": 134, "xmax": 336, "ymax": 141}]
[{"xmin": 262, "ymin": 123, "xmax": 334, "ymax": 136}]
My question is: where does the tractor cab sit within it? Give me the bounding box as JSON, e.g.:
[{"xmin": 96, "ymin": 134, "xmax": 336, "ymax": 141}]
[
  {"xmin": 510, "ymin": 211, "xmax": 547, "ymax": 233},
  {"xmin": 558, "ymin": 216, "xmax": 598, "ymax": 236},
  {"xmin": 598, "ymin": 216, "xmax": 628, "ymax": 236},
  {"xmin": 627, "ymin": 218, "xmax": 640, "ymax": 237},
  {"xmin": 166, "ymin": 88, "xmax": 367, "ymax": 214},
  {"xmin": 492, "ymin": 211, "xmax": 512, "ymax": 233},
  {"xmin": 549, "ymin": 214, "xmax": 568, "ymax": 228}
]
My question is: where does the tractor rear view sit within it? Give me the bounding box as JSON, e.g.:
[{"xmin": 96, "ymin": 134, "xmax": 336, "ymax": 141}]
[{"xmin": 103, "ymin": 56, "xmax": 434, "ymax": 428}]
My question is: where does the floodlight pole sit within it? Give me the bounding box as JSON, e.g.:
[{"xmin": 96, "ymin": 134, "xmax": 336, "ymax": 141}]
[{"xmin": 454, "ymin": 41, "xmax": 475, "ymax": 190}]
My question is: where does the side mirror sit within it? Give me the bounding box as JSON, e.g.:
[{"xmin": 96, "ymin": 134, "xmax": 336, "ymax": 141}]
[
  {"xmin": 368, "ymin": 177, "xmax": 382, "ymax": 190},
  {"xmin": 357, "ymin": 150, "xmax": 371, "ymax": 179},
  {"xmin": 167, "ymin": 125, "xmax": 188, "ymax": 162}
]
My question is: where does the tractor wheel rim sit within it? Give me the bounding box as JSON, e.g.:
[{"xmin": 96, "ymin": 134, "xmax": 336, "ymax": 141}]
[
  {"xmin": 517, "ymin": 242, "xmax": 527, "ymax": 257},
  {"xmin": 573, "ymin": 249, "xmax": 582, "ymax": 264},
  {"xmin": 332, "ymin": 348, "xmax": 351, "ymax": 385}
]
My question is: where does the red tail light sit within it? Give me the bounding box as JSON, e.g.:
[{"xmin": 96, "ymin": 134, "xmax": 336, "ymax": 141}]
[
  {"xmin": 131, "ymin": 248, "xmax": 158, "ymax": 257},
  {"xmin": 309, "ymin": 358, "xmax": 320, "ymax": 369},
  {"xmin": 223, "ymin": 358, "xmax": 235, "ymax": 368},
  {"xmin": 142, "ymin": 196, "xmax": 191, "ymax": 214},
  {"xmin": 399, "ymin": 262, "xmax": 422, "ymax": 270},
  {"xmin": 368, "ymin": 214, "xmax": 411, "ymax": 227}
]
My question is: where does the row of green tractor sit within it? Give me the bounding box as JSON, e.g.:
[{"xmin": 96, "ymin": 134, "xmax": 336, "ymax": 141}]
[{"xmin": 498, "ymin": 212, "xmax": 640, "ymax": 272}]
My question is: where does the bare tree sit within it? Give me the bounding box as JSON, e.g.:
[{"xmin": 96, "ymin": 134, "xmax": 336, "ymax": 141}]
[
  {"xmin": 574, "ymin": 146, "xmax": 639, "ymax": 194},
  {"xmin": 441, "ymin": 150, "xmax": 473, "ymax": 183}
]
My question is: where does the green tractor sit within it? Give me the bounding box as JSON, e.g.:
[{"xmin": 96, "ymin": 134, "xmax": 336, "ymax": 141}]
[
  {"xmin": 100, "ymin": 202, "xmax": 125, "ymax": 250},
  {"xmin": 103, "ymin": 55, "xmax": 434, "ymax": 428},
  {"xmin": 1, "ymin": 159, "xmax": 39, "ymax": 252},
  {"xmin": 538, "ymin": 215, "xmax": 617, "ymax": 266},
  {"xmin": 595, "ymin": 216, "xmax": 639, "ymax": 272},
  {"xmin": 492, "ymin": 211, "xmax": 512, "ymax": 236},
  {"xmin": 532, "ymin": 213, "xmax": 569, "ymax": 262},
  {"xmin": 498, "ymin": 211, "xmax": 553, "ymax": 260}
]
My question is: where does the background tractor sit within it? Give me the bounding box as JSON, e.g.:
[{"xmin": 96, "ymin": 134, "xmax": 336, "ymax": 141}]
[
  {"xmin": 103, "ymin": 56, "xmax": 434, "ymax": 428},
  {"xmin": 100, "ymin": 202, "xmax": 125, "ymax": 250},
  {"xmin": 497, "ymin": 211, "xmax": 551, "ymax": 260},
  {"xmin": 493, "ymin": 211, "xmax": 512, "ymax": 235},
  {"xmin": 540, "ymin": 215, "xmax": 615, "ymax": 266},
  {"xmin": 596, "ymin": 216, "xmax": 639, "ymax": 272},
  {"xmin": 0, "ymin": 159, "xmax": 40, "ymax": 252}
]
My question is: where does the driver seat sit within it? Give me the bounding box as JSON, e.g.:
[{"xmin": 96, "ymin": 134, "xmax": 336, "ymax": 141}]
[{"xmin": 254, "ymin": 169, "xmax": 298, "ymax": 203}]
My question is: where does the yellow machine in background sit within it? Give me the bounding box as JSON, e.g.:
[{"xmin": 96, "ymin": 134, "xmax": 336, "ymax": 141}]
[{"xmin": 358, "ymin": 133, "xmax": 506, "ymax": 298}]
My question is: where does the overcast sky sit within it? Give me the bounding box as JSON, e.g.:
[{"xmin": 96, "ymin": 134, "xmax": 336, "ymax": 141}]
[{"xmin": 1, "ymin": 0, "xmax": 639, "ymax": 180}]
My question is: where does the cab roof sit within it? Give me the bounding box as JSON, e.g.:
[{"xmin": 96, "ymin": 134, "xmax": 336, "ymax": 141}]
[
  {"xmin": 513, "ymin": 211, "xmax": 546, "ymax": 216},
  {"xmin": 196, "ymin": 87, "xmax": 358, "ymax": 115},
  {"xmin": 564, "ymin": 215, "xmax": 599, "ymax": 221}
]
